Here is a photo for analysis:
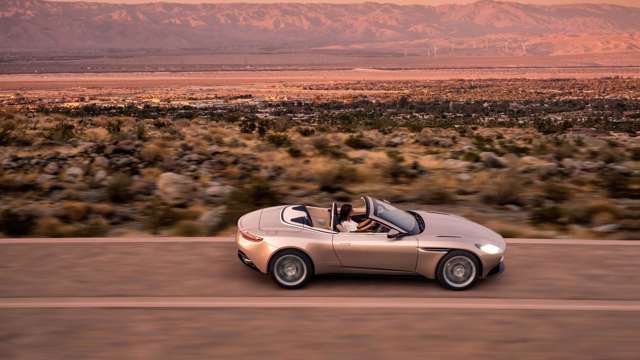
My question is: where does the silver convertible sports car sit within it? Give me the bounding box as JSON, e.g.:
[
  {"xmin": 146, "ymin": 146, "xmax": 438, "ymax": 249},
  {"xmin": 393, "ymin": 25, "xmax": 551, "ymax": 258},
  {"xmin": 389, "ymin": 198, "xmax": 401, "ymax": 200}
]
[{"xmin": 236, "ymin": 196, "xmax": 505, "ymax": 290}]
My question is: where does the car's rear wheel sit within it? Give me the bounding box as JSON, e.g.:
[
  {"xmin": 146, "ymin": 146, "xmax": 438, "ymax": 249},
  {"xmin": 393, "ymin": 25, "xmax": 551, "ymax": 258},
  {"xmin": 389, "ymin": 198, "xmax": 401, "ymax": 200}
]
[
  {"xmin": 436, "ymin": 250, "xmax": 479, "ymax": 291},
  {"xmin": 269, "ymin": 250, "xmax": 313, "ymax": 289}
]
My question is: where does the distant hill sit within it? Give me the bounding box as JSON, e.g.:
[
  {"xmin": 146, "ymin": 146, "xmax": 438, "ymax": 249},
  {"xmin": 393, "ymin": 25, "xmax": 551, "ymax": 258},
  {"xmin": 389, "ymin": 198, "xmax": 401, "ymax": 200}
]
[{"xmin": 2, "ymin": 0, "xmax": 640, "ymax": 56}]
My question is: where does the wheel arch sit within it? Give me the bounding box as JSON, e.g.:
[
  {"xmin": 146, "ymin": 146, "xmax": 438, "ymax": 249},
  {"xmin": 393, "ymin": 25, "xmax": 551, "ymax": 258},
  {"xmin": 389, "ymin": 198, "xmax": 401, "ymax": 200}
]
[
  {"xmin": 436, "ymin": 248, "xmax": 483, "ymax": 278},
  {"xmin": 267, "ymin": 247, "xmax": 316, "ymax": 275}
]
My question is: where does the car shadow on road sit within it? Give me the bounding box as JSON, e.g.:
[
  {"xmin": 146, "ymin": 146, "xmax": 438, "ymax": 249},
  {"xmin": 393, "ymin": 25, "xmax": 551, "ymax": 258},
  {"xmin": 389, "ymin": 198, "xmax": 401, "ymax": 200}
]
[{"xmin": 312, "ymin": 273, "xmax": 436, "ymax": 288}]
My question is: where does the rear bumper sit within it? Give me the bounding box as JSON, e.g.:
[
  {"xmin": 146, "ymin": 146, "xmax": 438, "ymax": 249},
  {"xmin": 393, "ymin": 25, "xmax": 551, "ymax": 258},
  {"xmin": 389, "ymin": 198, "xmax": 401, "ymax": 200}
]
[
  {"xmin": 238, "ymin": 250, "xmax": 259, "ymax": 271},
  {"xmin": 235, "ymin": 230, "xmax": 271, "ymax": 273}
]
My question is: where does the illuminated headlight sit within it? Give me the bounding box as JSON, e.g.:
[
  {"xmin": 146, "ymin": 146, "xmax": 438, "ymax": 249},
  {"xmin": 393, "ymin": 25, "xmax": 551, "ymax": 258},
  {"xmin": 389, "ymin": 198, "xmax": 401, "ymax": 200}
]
[{"xmin": 476, "ymin": 243, "xmax": 501, "ymax": 255}]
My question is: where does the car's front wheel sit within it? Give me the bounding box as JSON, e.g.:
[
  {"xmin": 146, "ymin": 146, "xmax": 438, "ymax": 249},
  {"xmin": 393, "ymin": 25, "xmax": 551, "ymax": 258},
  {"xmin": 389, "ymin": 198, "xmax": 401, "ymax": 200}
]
[
  {"xmin": 269, "ymin": 250, "xmax": 313, "ymax": 289},
  {"xmin": 436, "ymin": 250, "xmax": 479, "ymax": 291}
]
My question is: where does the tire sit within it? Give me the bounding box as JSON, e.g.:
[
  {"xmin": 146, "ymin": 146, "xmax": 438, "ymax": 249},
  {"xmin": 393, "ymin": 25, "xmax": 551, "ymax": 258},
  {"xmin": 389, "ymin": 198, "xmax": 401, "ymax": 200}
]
[
  {"xmin": 268, "ymin": 249, "xmax": 314, "ymax": 289},
  {"xmin": 436, "ymin": 250, "xmax": 480, "ymax": 291}
]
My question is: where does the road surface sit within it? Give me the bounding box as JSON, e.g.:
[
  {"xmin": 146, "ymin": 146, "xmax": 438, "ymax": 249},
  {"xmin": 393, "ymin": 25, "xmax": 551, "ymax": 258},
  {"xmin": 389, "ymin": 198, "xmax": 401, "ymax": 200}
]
[{"xmin": 1, "ymin": 237, "xmax": 639, "ymax": 359}]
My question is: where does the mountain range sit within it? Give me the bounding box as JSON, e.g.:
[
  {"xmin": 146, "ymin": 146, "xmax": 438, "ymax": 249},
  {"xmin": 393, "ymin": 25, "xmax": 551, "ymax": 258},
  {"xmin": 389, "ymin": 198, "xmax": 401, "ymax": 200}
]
[{"xmin": 2, "ymin": 0, "xmax": 640, "ymax": 56}]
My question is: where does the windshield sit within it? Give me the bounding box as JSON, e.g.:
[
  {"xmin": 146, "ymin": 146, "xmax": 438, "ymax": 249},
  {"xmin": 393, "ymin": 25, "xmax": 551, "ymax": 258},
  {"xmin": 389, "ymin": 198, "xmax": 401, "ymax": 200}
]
[{"xmin": 369, "ymin": 198, "xmax": 419, "ymax": 234}]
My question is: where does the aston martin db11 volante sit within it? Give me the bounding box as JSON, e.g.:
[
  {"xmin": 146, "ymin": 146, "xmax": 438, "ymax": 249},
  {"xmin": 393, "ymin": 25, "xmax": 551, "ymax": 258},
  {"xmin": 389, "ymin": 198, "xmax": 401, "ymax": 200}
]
[{"xmin": 236, "ymin": 196, "xmax": 505, "ymax": 290}]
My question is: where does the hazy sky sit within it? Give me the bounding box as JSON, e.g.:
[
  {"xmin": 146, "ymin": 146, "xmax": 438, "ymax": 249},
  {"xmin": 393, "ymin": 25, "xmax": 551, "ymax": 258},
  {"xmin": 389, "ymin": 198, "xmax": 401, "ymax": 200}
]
[{"xmin": 46, "ymin": 0, "xmax": 640, "ymax": 6}]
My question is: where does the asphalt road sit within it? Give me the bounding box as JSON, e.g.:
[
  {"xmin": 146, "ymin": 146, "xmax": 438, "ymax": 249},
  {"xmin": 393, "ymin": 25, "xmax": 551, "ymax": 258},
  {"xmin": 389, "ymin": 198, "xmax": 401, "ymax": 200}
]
[{"xmin": 1, "ymin": 238, "xmax": 639, "ymax": 359}]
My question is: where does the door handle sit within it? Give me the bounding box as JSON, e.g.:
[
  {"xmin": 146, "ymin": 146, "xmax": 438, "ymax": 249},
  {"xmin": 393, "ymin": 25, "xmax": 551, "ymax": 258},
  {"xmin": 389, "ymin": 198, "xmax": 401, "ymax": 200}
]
[{"xmin": 340, "ymin": 242, "xmax": 351, "ymax": 246}]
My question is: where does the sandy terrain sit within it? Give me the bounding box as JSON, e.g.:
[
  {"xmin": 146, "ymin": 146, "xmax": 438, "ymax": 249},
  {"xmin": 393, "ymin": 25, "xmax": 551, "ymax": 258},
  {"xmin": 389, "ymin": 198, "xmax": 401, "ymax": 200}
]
[{"xmin": 2, "ymin": 67, "xmax": 640, "ymax": 92}]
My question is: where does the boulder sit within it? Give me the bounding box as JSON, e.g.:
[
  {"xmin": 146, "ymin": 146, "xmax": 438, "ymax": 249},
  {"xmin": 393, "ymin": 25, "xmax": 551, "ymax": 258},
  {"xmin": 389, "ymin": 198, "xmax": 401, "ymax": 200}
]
[
  {"xmin": 205, "ymin": 182, "xmax": 234, "ymax": 199},
  {"xmin": 592, "ymin": 224, "xmax": 620, "ymax": 234},
  {"xmin": 156, "ymin": 172, "xmax": 196, "ymax": 206},
  {"xmin": 93, "ymin": 156, "xmax": 110, "ymax": 169},
  {"xmin": 93, "ymin": 170, "xmax": 108, "ymax": 186},
  {"xmin": 64, "ymin": 166, "xmax": 84, "ymax": 182},
  {"xmin": 198, "ymin": 207, "xmax": 226, "ymax": 235},
  {"xmin": 385, "ymin": 136, "xmax": 405, "ymax": 147},
  {"xmin": 443, "ymin": 159, "xmax": 471, "ymax": 170},
  {"xmin": 43, "ymin": 162, "xmax": 59, "ymax": 175},
  {"xmin": 480, "ymin": 152, "xmax": 508, "ymax": 169}
]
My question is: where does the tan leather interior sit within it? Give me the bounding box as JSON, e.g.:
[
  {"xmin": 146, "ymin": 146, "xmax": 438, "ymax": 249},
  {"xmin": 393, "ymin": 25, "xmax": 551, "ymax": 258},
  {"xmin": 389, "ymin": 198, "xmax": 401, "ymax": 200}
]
[{"xmin": 306, "ymin": 206, "xmax": 332, "ymax": 230}]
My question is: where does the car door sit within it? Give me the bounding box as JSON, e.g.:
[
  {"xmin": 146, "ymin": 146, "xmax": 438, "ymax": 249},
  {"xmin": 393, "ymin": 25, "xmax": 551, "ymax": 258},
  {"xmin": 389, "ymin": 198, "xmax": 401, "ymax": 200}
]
[{"xmin": 332, "ymin": 230, "xmax": 418, "ymax": 272}]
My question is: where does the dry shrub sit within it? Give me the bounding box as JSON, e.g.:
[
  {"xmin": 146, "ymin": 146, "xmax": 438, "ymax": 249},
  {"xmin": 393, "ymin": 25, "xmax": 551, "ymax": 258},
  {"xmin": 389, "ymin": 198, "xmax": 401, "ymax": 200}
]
[
  {"xmin": 0, "ymin": 208, "xmax": 36, "ymax": 237},
  {"xmin": 415, "ymin": 186, "xmax": 456, "ymax": 205},
  {"xmin": 61, "ymin": 201, "xmax": 90, "ymax": 222},
  {"xmin": 542, "ymin": 182, "xmax": 572, "ymax": 202},
  {"xmin": 171, "ymin": 220, "xmax": 204, "ymax": 236},
  {"xmin": 84, "ymin": 128, "xmax": 110, "ymax": 142},
  {"xmin": 107, "ymin": 173, "xmax": 132, "ymax": 203},
  {"xmin": 35, "ymin": 216, "xmax": 108, "ymax": 237},
  {"xmin": 145, "ymin": 200, "xmax": 180, "ymax": 234},
  {"xmin": 345, "ymin": 133, "xmax": 375, "ymax": 149},
  {"xmin": 266, "ymin": 133, "xmax": 291, "ymax": 147},
  {"xmin": 217, "ymin": 179, "xmax": 281, "ymax": 231},
  {"xmin": 316, "ymin": 163, "xmax": 360, "ymax": 193},
  {"xmin": 480, "ymin": 176, "xmax": 525, "ymax": 206},
  {"xmin": 140, "ymin": 142, "xmax": 169, "ymax": 163},
  {"xmin": 566, "ymin": 201, "xmax": 620, "ymax": 226}
]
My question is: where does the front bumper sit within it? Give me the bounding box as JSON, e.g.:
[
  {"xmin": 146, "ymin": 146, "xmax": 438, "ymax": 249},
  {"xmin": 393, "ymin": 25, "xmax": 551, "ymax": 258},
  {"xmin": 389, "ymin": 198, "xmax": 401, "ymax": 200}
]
[{"xmin": 487, "ymin": 257, "xmax": 505, "ymax": 276}]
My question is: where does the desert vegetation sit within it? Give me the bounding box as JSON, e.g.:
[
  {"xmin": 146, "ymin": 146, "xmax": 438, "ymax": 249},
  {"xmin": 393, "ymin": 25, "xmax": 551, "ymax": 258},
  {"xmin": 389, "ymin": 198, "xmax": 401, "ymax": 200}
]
[{"xmin": 0, "ymin": 78, "xmax": 638, "ymax": 238}]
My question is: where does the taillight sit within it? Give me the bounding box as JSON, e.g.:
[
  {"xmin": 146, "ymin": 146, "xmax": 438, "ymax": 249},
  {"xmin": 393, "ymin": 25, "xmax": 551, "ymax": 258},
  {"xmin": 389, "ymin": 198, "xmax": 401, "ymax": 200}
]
[{"xmin": 239, "ymin": 228, "xmax": 263, "ymax": 242}]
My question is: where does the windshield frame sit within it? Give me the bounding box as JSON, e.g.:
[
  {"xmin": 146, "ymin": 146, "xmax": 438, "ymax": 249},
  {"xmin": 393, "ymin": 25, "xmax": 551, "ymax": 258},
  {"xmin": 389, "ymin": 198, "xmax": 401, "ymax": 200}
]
[{"xmin": 364, "ymin": 196, "xmax": 420, "ymax": 234}]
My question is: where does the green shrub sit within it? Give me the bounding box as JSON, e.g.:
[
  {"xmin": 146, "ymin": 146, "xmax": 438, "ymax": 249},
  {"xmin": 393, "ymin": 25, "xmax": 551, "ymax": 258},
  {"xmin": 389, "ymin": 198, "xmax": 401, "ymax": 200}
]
[
  {"xmin": 461, "ymin": 151, "xmax": 480, "ymax": 162},
  {"xmin": 553, "ymin": 143, "xmax": 576, "ymax": 161},
  {"xmin": 266, "ymin": 133, "xmax": 291, "ymax": 147},
  {"xmin": 481, "ymin": 178, "xmax": 524, "ymax": 206},
  {"xmin": 287, "ymin": 147, "xmax": 302, "ymax": 158},
  {"xmin": 317, "ymin": 164, "xmax": 360, "ymax": 193},
  {"xmin": 600, "ymin": 148, "xmax": 624, "ymax": 164},
  {"xmin": 106, "ymin": 173, "xmax": 132, "ymax": 203},
  {"xmin": 68, "ymin": 217, "xmax": 109, "ymax": 237},
  {"xmin": 600, "ymin": 172, "xmax": 632, "ymax": 198},
  {"xmin": 0, "ymin": 209, "xmax": 36, "ymax": 237},
  {"xmin": 384, "ymin": 150, "xmax": 424, "ymax": 183},
  {"xmin": 313, "ymin": 137, "xmax": 345, "ymax": 158},
  {"xmin": 345, "ymin": 134, "xmax": 375, "ymax": 149},
  {"xmin": 218, "ymin": 180, "xmax": 281, "ymax": 231},
  {"xmin": 145, "ymin": 200, "xmax": 180, "ymax": 234},
  {"xmin": 47, "ymin": 121, "xmax": 76, "ymax": 142},
  {"xmin": 418, "ymin": 187, "xmax": 456, "ymax": 205},
  {"xmin": 529, "ymin": 205, "xmax": 565, "ymax": 225},
  {"xmin": 135, "ymin": 122, "xmax": 147, "ymax": 140},
  {"xmin": 543, "ymin": 182, "xmax": 571, "ymax": 202},
  {"xmin": 106, "ymin": 119, "xmax": 122, "ymax": 135},
  {"xmin": 171, "ymin": 220, "xmax": 204, "ymax": 236},
  {"xmin": 534, "ymin": 118, "xmax": 571, "ymax": 135},
  {"xmin": 0, "ymin": 120, "xmax": 17, "ymax": 145},
  {"xmin": 567, "ymin": 202, "xmax": 620, "ymax": 225},
  {"xmin": 296, "ymin": 127, "xmax": 315, "ymax": 137}
]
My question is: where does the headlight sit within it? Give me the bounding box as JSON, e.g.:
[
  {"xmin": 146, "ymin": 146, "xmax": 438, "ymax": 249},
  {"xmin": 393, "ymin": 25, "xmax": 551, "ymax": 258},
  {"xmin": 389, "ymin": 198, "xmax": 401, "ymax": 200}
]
[{"xmin": 476, "ymin": 243, "xmax": 501, "ymax": 255}]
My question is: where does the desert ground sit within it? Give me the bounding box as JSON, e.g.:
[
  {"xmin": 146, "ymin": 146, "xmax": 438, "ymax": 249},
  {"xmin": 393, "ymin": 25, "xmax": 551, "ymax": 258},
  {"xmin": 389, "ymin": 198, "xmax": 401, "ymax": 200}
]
[{"xmin": 0, "ymin": 69, "xmax": 638, "ymax": 239}]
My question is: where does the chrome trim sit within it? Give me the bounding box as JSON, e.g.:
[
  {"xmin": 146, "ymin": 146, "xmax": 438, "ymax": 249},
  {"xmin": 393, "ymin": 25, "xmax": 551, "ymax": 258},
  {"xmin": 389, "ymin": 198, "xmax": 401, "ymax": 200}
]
[{"xmin": 419, "ymin": 247, "xmax": 450, "ymax": 253}]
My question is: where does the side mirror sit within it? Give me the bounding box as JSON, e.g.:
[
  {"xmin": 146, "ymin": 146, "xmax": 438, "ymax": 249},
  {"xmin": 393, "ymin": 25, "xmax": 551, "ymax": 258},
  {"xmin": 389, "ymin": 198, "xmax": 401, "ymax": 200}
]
[{"xmin": 387, "ymin": 229, "xmax": 402, "ymax": 239}]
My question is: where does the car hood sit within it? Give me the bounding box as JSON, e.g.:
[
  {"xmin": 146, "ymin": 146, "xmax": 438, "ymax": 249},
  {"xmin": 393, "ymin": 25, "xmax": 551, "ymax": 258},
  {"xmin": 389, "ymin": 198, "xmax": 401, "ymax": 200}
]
[{"xmin": 415, "ymin": 210, "xmax": 504, "ymax": 247}]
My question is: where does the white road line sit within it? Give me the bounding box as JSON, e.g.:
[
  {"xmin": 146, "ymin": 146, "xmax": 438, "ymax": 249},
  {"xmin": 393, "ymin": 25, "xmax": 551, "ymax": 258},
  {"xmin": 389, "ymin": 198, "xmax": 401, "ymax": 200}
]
[
  {"xmin": 0, "ymin": 237, "xmax": 638, "ymax": 245},
  {"xmin": 506, "ymin": 239, "xmax": 640, "ymax": 246},
  {"xmin": 0, "ymin": 237, "xmax": 233, "ymax": 244},
  {"xmin": 2, "ymin": 297, "xmax": 640, "ymax": 311}
]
